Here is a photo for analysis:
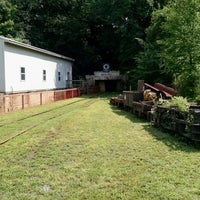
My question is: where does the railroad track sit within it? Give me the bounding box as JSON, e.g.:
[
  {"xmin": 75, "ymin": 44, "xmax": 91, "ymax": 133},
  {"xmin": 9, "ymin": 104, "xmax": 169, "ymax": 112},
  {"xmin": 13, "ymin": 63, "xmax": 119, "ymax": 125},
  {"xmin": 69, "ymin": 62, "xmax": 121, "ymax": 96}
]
[
  {"xmin": 0, "ymin": 96, "xmax": 99, "ymax": 145},
  {"xmin": 0, "ymin": 99, "xmax": 85, "ymax": 128}
]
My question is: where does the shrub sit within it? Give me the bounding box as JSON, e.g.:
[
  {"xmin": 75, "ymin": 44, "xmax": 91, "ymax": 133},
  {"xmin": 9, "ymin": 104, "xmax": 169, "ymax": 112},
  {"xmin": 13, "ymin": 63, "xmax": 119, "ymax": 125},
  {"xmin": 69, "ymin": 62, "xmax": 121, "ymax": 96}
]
[{"xmin": 162, "ymin": 96, "xmax": 189, "ymax": 111}]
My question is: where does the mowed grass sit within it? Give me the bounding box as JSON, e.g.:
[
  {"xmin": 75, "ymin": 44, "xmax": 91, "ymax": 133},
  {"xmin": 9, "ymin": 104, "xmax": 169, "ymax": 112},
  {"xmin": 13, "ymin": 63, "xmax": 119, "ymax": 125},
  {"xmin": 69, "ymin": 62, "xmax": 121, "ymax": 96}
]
[{"xmin": 1, "ymin": 94, "xmax": 200, "ymax": 199}]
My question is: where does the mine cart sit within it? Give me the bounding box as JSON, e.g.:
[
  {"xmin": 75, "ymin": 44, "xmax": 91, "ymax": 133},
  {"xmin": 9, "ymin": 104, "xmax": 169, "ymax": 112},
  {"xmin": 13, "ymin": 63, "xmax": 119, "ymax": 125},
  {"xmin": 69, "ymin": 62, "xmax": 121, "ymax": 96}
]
[{"xmin": 123, "ymin": 91, "xmax": 143, "ymax": 110}]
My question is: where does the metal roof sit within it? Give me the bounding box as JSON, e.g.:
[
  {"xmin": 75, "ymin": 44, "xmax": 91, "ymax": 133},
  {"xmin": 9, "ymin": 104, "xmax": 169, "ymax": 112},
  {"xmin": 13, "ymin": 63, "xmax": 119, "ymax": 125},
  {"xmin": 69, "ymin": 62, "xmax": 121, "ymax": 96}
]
[{"xmin": 0, "ymin": 36, "xmax": 75, "ymax": 62}]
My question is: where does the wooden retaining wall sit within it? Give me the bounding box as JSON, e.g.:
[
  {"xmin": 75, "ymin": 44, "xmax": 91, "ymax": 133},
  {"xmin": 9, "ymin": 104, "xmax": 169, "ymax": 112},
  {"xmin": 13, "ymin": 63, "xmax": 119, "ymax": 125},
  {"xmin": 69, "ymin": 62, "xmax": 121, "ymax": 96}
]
[{"xmin": 0, "ymin": 88, "xmax": 80, "ymax": 113}]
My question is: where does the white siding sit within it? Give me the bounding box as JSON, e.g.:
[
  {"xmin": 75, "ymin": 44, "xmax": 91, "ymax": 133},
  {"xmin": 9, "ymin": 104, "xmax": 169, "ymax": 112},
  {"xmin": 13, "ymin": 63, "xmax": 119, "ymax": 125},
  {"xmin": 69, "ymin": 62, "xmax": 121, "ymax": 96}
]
[
  {"xmin": 0, "ymin": 40, "xmax": 5, "ymax": 92},
  {"xmin": 4, "ymin": 43, "xmax": 72, "ymax": 93}
]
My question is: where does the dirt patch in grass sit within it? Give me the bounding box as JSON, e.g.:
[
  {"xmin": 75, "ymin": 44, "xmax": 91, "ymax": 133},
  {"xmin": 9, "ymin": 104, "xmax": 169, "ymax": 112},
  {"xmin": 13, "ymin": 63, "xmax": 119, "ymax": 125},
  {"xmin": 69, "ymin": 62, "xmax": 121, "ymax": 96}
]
[{"xmin": 27, "ymin": 127, "xmax": 62, "ymax": 159}]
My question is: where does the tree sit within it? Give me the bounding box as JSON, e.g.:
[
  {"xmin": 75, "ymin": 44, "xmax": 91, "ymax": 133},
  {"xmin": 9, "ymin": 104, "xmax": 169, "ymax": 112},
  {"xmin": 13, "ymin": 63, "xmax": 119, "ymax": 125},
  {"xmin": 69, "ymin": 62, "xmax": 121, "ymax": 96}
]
[
  {"xmin": 122, "ymin": 0, "xmax": 171, "ymax": 86},
  {"xmin": 86, "ymin": 0, "xmax": 154, "ymax": 87},
  {"xmin": 156, "ymin": 0, "xmax": 200, "ymax": 97},
  {"xmin": 135, "ymin": 0, "xmax": 171, "ymax": 85},
  {"xmin": 11, "ymin": 0, "xmax": 95, "ymax": 76},
  {"xmin": 14, "ymin": 0, "xmax": 155, "ymax": 79},
  {"xmin": 9, "ymin": 0, "xmax": 165, "ymax": 83},
  {"xmin": 0, "ymin": 0, "xmax": 15, "ymax": 37}
]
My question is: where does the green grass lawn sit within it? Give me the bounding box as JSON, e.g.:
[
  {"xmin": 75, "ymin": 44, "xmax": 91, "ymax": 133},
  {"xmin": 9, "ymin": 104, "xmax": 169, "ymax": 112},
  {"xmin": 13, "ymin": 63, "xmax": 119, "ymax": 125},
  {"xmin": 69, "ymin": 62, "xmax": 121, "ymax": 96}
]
[{"xmin": 1, "ymin": 94, "xmax": 200, "ymax": 200}]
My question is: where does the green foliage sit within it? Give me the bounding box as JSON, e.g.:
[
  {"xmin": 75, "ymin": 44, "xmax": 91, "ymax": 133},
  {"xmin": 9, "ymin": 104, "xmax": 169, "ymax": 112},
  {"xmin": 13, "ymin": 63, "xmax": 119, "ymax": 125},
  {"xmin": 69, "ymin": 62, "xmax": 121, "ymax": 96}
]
[
  {"xmin": 0, "ymin": 0, "xmax": 15, "ymax": 37},
  {"xmin": 159, "ymin": 0, "xmax": 200, "ymax": 72},
  {"xmin": 162, "ymin": 96, "xmax": 190, "ymax": 111},
  {"xmin": 195, "ymin": 94, "xmax": 200, "ymax": 102},
  {"xmin": 156, "ymin": 0, "xmax": 200, "ymax": 98},
  {"xmin": 136, "ymin": 0, "xmax": 200, "ymax": 98},
  {"xmin": 194, "ymin": 67, "xmax": 200, "ymax": 98},
  {"xmin": 174, "ymin": 71, "xmax": 200, "ymax": 98},
  {"xmin": 3, "ymin": 0, "xmax": 168, "ymax": 82},
  {"xmin": 134, "ymin": 0, "xmax": 172, "ymax": 86},
  {"xmin": 8, "ymin": 0, "xmax": 158, "ymax": 78}
]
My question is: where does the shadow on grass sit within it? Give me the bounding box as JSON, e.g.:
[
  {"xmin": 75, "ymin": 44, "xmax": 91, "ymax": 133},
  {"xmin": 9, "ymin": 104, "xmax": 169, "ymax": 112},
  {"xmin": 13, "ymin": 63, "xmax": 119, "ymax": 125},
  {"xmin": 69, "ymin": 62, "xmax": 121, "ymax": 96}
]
[
  {"xmin": 144, "ymin": 124, "xmax": 200, "ymax": 152},
  {"xmin": 83, "ymin": 93, "xmax": 200, "ymax": 151},
  {"xmin": 109, "ymin": 103, "xmax": 200, "ymax": 152}
]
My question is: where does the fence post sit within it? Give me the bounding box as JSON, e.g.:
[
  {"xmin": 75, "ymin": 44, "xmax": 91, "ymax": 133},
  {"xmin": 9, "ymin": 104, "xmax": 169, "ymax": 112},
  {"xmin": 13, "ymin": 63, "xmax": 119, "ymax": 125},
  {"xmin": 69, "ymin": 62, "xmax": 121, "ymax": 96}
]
[
  {"xmin": 3, "ymin": 96, "xmax": 5, "ymax": 113},
  {"xmin": 0, "ymin": 94, "xmax": 3, "ymax": 113},
  {"xmin": 64, "ymin": 90, "xmax": 66, "ymax": 99},
  {"xmin": 22, "ymin": 95, "xmax": 24, "ymax": 109},
  {"xmin": 40, "ymin": 93, "xmax": 42, "ymax": 105}
]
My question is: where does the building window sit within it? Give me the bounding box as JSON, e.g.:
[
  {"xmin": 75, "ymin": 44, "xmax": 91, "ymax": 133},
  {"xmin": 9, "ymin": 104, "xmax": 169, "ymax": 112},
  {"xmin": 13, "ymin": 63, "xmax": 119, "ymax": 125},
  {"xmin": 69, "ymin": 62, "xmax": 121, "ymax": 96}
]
[
  {"xmin": 67, "ymin": 72, "xmax": 70, "ymax": 80},
  {"xmin": 66, "ymin": 72, "xmax": 70, "ymax": 88},
  {"xmin": 20, "ymin": 67, "xmax": 25, "ymax": 81},
  {"xmin": 58, "ymin": 71, "xmax": 61, "ymax": 81},
  {"xmin": 43, "ymin": 70, "xmax": 46, "ymax": 81}
]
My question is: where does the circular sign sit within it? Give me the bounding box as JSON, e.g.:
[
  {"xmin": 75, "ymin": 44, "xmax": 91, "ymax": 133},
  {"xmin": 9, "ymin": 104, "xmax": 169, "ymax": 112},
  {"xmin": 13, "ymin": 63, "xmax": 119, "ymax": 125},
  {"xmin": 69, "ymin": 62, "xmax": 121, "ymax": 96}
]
[{"xmin": 103, "ymin": 64, "xmax": 110, "ymax": 72}]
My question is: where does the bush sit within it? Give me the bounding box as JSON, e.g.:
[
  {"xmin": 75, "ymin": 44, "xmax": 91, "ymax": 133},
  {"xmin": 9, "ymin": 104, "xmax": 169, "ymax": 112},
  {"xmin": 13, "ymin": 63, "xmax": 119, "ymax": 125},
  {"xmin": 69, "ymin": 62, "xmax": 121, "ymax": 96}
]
[{"xmin": 162, "ymin": 96, "xmax": 189, "ymax": 112}]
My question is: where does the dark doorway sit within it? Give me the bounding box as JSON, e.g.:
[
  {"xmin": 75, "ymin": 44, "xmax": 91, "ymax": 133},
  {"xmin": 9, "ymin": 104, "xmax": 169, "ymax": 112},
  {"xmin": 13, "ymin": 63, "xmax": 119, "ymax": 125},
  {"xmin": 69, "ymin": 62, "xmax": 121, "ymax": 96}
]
[
  {"xmin": 95, "ymin": 80, "xmax": 122, "ymax": 92},
  {"xmin": 105, "ymin": 80, "xmax": 118, "ymax": 92}
]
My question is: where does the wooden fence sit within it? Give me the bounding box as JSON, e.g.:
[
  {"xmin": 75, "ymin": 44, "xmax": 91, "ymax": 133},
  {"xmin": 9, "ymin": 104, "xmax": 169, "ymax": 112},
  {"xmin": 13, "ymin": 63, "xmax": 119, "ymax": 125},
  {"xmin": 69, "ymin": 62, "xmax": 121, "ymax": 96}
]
[{"xmin": 0, "ymin": 88, "xmax": 80, "ymax": 113}]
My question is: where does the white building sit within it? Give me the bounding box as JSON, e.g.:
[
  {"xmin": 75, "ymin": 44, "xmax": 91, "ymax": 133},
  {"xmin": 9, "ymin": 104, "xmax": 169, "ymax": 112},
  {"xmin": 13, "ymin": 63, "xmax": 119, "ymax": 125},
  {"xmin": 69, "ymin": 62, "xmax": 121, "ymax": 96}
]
[{"xmin": 0, "ymin": 36, "xmax": 74, "ymax": 93}]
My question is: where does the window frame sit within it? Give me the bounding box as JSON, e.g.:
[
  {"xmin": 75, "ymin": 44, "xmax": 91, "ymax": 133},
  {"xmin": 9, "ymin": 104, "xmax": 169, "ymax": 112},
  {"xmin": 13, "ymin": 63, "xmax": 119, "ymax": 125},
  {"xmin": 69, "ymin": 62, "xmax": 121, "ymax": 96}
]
[
  {"xmin": 58, "ymin": 71, "xmax": 61, "ymax": 81},
  {"xmin": 43, "ymin": 69, "xmax": 46, "ymax": 81},
  {"xmin": 20, "ymin": 67, "xmax": 25, "ymax": 81}
]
